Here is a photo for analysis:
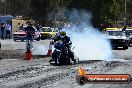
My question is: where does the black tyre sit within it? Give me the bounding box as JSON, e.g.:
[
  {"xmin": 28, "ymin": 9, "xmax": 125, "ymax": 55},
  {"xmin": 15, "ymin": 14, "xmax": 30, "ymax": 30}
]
[
  {"xmin": 21, "ymin": 39, "xmax": 24, "ymax": 42},
  {"xmin": 112, "ymin": 46, "xmax": 118, "ymax": 50},
  {"xmin": 36, "ymin": 37, "xmax": 40, "ymax": 41},
  {"xmin": 78, "ymin": 76, "xmax": 86, "ymax": 85},
  {"xmin": 123, "ymin": 46, "xmax": 128, "ymax": 50},
  {"xmin": 14, "ymin": 39, "xmax": 16, "ymax": 41},
  {"xmin": 41, "ymin": 37, "xmax": 45, "ymax": 40}
]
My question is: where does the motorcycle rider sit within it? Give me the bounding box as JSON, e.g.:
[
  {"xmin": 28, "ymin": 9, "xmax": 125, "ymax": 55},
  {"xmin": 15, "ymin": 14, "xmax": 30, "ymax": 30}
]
[
  {"xmin": 25, "ymin": 23, "xmax": 35, "ymax": 50},
  {"xmin": 49, "ymin": 31, "xmax": 76, "ymax": 63}
]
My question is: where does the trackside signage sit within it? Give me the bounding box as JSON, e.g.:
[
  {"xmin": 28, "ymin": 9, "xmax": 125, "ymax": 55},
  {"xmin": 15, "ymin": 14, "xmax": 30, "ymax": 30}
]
[{"xmin": 76, "ymin": 67, "xmax": 131, "ymax": 85}]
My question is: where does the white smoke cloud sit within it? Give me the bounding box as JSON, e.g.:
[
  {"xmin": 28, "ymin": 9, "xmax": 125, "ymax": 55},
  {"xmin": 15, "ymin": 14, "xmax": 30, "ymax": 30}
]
[
  {"xmin": 62, "ymin": 9, "xmax": 113, "ymax": 61},
  {"xmin": 32, "ymin": 43, "xmax": 47, "ymax": 55}
]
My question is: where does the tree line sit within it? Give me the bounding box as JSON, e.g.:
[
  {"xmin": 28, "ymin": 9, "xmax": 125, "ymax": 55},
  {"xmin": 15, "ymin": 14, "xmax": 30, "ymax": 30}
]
[{"xmin": 0, "ymin": 0, "xmax": 132, "ymax": 27}]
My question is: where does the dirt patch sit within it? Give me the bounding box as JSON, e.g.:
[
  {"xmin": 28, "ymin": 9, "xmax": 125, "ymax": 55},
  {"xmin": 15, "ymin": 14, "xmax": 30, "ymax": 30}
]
[
  {"xmin": 0, "ymin": 49, "xmax": 50, "ymax": 59},
  {"xmin": 0, "ymin": 49, "xmax": 25, "ymax": 59}
]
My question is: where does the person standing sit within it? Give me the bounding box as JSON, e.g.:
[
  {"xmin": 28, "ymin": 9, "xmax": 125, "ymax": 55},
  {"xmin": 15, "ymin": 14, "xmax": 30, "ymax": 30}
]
[
  {"xmin": 19, "ymin": 24, "xmax": 24, "ymax": 31},
  {"xmin": 35, "ymin": 23, "xmax": 41, "ymax": 31},
  {"xmin": 99, "ymin": 24, "xmax": 104, "ymax": 32},
  {"xmin": 16, "ymin": 23, "xmax": 20, "ymax": 31},
  {"xmin": 25, "ymin": 23, "xmax": 35, "ymax": 50},
  {"xmin": 1, "ymin": 23, "xmax": 5, "ymax": 39},
  {"xmin": 122, "ymin": 26, "xmax": 127, "ymax": 32},
  {"xmin": 5, "ymin": 22, "xmax": 11, "ymax": 39}
]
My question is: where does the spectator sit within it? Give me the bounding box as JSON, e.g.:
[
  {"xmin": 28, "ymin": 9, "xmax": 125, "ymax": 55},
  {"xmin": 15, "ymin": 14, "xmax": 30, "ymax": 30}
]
[
  {"xmin": 122, "ymin": 26, "xmax": 127, "ymax": 32},
  {"xmin": 1, "ymin": 23, "xmax": 5, "ymax": 39},
  {"xmin": 99, "ymin": 24, "xmax": 104, "ymax": 32},
  {"xmin": 5, "ymin": 22, "xmax": 11, "ymax": 39},
  {"xmin": 25, "ymin": 23, "xmax": 35, "ymax": 50},
  {"xmin": 35, "ymin": 23, "xmax": 41, "ymax": 31},
  {"xmin": 19, "ymin": 24, "xmax": 24, "ymax": 31},
  {"xmin": 16, "ymin": 23, "xmax": 20, "ymax": 31}
]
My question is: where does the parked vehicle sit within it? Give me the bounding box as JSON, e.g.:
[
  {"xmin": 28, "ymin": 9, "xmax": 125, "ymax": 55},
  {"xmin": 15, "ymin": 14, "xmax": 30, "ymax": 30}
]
[
  {"xmin": 104, "ymin": 28, "xmax": 119, "ymax": 31},
  {"xmin": 105, "ymin": 30, "xmax": 129, "ymax": 49},
  {"xmin": 13, "ymin": 26, "xmax": 41, "ymax": 41},
  {"xmin": 125, "ymin": 27, "xmax": 132, "ymax": 45},
  {"xmin": 40, "ymin": 27, "xmax": 58, "ymax": 40}
]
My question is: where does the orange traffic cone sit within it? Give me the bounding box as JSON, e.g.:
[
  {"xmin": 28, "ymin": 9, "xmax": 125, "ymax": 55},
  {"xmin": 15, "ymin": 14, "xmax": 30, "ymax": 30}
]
[
  {"xmin": 47, "ymin": 41, "xmax": 52, "ymax": 56},
  {"xmin": 25, "ymin": 50, "xmax": 32, "ymax": 60}
]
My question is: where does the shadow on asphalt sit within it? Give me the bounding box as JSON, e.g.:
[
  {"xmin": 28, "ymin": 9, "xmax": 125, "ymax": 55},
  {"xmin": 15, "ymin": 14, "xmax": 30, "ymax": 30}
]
[
  {"xmin": 79, "ymin": 60, "xmax": 103, "ymax": 64},
  {"xmin": 113, "ymin": 48, "xmax": 127, "ymax": 50}
]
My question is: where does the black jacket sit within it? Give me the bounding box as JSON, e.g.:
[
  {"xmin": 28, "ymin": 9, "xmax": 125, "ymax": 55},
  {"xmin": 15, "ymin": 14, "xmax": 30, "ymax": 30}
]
[{"xmin": 25, "ymin": 26, "xmax": 35, "ymax": 36}]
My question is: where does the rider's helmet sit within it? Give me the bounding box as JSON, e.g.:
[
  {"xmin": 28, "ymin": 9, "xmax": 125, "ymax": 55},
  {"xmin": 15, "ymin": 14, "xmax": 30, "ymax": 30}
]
[{"xmin": 59, "ymin": 31, "xmax": 66, "ymax": 38}]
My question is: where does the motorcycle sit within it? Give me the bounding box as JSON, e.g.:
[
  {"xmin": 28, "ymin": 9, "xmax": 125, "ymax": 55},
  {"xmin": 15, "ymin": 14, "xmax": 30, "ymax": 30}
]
[{"xmin": 51, "ymin": 42, "xmax": 73, "ymax": 66}]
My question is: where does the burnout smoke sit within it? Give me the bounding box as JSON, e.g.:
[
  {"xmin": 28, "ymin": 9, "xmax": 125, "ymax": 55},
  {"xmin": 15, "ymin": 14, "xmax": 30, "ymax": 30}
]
[
  {"xmin": 62, "ymin": 9, "xmax": 112, "ymax": 61},
  {"xmin": 32, "ymin": 43, "xmax": 47, "ymax": 55}
]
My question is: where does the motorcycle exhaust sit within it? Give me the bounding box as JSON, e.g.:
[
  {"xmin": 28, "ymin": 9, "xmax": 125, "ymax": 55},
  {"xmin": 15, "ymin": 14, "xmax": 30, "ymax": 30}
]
[{"xmin": 72, "ymin": 47, "xmax": 75, "ymax": 50}]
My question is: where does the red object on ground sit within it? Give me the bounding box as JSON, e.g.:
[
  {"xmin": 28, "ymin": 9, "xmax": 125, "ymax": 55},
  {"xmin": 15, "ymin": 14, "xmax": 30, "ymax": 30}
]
[
  {"xmin": 47, "ymin": 41, "xmax": 52, "ymax": 56},
  {"xmin": 25, "ymin": 51, "xmax": 32, "ymax": 60},
  {"xmin": 47, "ymin": 49, "xmax": 52, "ymax": 56}
]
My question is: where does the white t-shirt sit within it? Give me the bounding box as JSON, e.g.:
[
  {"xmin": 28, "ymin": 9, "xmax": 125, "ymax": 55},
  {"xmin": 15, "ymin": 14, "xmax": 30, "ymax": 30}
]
[{"xmin": 5, "ymin": 24, "xmax": 11, "ymax": 31}]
